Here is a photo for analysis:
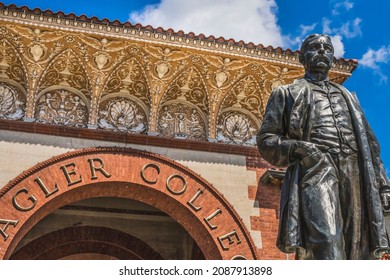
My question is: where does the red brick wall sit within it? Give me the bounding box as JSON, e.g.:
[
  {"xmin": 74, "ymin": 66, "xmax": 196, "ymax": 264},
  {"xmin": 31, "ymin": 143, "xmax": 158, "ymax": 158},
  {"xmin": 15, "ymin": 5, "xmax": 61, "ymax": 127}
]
[{"xmin": 246, "ymin": 154, "xmax": 290, "ymax": 260}]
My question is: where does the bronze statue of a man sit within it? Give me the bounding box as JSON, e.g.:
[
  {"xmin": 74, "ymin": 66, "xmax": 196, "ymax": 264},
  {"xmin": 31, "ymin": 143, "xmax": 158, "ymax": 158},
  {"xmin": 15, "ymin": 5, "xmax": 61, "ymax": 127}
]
[{"xmin": 257, "ymin": 34, "xmax": 390, "ymax": 259}]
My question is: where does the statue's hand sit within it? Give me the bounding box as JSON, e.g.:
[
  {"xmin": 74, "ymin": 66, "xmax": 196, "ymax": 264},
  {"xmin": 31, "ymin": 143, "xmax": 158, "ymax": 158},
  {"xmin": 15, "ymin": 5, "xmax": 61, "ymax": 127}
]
[
  {"xmin": 380, "ymin": 186, "xmax": 390, "ymax": 214},
  {"xmin": 291, "ymin": 141, "xmax": 319, "ymax": 158},
  {"xmin": 291, "ymin": 141, "xmax": 323, "ymax": 168}
]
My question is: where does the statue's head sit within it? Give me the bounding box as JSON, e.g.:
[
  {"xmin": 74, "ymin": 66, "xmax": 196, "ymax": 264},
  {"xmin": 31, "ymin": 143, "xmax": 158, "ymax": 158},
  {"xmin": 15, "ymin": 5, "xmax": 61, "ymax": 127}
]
[{"xmin": 299, "ymin": 34, "xmax": 334, "ymax": 78}]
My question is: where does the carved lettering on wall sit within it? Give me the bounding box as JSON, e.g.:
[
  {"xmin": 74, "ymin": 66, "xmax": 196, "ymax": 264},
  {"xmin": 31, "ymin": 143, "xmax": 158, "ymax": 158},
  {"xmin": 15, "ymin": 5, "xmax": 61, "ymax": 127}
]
[
  {"xmin": 0, "ymin": 83, "xmax": 25, "ymax": 120},
  {"xmin": 158, "ymin": 103, "xmax": 206, "ymax": 140},
  {"xmin": 35, "ymin": 89, "xmax": 88, "ymax": 127},
  {"xmin": 98, "ymin": 97, "xmax": 147, "ymax": 133}
]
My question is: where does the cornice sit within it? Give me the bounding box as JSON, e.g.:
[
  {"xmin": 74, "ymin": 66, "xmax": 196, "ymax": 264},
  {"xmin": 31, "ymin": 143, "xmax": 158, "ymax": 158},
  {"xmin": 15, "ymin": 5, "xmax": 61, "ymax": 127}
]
[{"xmin": 0, "ymin": 2, "xmax": 357, "ymax": 75}]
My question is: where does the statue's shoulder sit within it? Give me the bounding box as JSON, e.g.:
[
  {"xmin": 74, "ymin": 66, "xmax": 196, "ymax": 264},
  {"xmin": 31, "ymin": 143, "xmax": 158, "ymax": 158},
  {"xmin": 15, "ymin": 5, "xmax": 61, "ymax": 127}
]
[
  {"xmin": 330, "ymin": 81, "xmax": 360, "ymax": 104},
  {"xmin": 329, "ymin": 81, "xmax": 352, "ymax": 93},
  {"xmin": 272, "ymin": 78, "xmax": 307, "ymax": 93}
]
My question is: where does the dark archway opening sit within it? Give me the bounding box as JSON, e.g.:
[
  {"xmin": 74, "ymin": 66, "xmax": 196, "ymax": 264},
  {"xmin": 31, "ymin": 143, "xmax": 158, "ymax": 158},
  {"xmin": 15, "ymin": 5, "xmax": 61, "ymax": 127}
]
[{"xmin": 10, "ymin": 197, "xmax": 205, "ymax": 260}]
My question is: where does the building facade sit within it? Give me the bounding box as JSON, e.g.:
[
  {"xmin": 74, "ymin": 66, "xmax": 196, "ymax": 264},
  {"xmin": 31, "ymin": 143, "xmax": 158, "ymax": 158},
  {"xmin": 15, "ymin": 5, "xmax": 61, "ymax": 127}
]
[{"xmin": 0, "ymin": 3, "xmax": 357, "ymax": 260}]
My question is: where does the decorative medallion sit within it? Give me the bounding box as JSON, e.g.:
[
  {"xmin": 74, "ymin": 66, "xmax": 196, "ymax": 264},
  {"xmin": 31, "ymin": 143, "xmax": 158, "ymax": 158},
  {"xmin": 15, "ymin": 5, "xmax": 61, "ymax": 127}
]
[
  {"xmin": 0, "ymin": 83, "xmax": 25, "ymax": 120},
  {"xmin": 216, "ymin": 111, "xmax": 258, "ymax": 145},
  {"xmin": 35, "ymin": 89, "xmax": 88, "ymax": 127},
  {"xmin": 28, "ymin": 43, "xmax": 45, "ymax": 62},
  {"xmin": 155, "ymin": 62, "xmax": 170, "ymax": 79},
  {"xmin": 158, "ymin": 103, "xmax": 206, "ymax": 140},
  {"xmin": 97, "ymin": 97, "xmax": 147, "ymax": 133},
  {"xmin": 94, "ymin": 52, "xmax": 110, "ymax": 70}
]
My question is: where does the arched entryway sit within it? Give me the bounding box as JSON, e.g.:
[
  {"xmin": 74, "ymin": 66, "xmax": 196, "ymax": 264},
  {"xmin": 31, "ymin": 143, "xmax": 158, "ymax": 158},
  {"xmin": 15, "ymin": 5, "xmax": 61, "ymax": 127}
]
[
  {"xmin": 10, "ymin": 225, "xmax": 164, "ymax": 260},
  {"xmin": 0, "ymin": 147, "xmax": 258, "ymax": 260}
]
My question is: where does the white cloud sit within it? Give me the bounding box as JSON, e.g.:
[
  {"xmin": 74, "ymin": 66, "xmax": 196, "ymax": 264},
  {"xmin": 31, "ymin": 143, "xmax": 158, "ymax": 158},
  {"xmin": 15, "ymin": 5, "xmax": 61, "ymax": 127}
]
[
  {"xmin": 332, "ymin": 1, "xmax": 354, "ymax": 15},
  {"xmin": 299, "ymin": 23, "xmax": 317, "ymax": 36},
  {"xmin": 330, "ymin": 35, "xmax": 345, "ymax": 58},
  {"xmin": 129, "ymin": 0, "xmax": 284, "ymax": 47},
  {"xmin": 322, "ymin": 18, "xmax": 362, "ymax": 39},
  {"xmin": 322, "ymin": 18, "xmax": 333, "ymax": 34},
  {"xmin": 283, "ymin": 23, "xmax": 317, "ymax": 51},
  {"xmin": 359, "ymin": 45, "xmax": 390, "ymax": 82},
  {"xmin": 321, "ymin": 16, "xmax": 362, "ymax": 58},
  {"xmin": 339, "ymin": 18, "xmax": 362, "ymax": 38}
]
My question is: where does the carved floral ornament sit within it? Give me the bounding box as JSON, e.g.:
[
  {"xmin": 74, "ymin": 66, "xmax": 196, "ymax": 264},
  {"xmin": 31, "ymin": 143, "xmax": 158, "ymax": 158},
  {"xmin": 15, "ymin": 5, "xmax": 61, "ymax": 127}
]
[
  {"xmin": 39, "ymin": 49, "xmax": 90, "ymax": 95},
  {"xmin": 0, "ymin": 40, "xmax": 26, "ymax": 84}
]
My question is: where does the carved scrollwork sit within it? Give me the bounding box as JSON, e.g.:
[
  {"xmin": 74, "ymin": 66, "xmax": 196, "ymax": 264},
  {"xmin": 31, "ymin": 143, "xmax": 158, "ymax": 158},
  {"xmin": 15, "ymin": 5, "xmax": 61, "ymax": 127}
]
[
  {"xmin": 103, "ymin": 58, "xmax": 150, "ymax": 106},
  {"xmin": 0, "ymin": 83, "xmax": 25, "ymax": 120},
  {"xmin": 0, "ymin": 40, "xmax": 26, "ymax": 84},
  {"xmin": 162, "ymin": 67, "xmax": 209, "ymax": 115},
  {"xmin": 158, "ymin": 103, "xmax": 206, "ymax": 140},
  {"xmin": 35, "ymin": 89, "xmax": 88, "ymax": 127},
  {"xmin": 216, "ymin": 111, "xmax": 258, "ymax": 145},
  {"xmin": 0, "ymin": 21, "xmax": 339, "ymax": 146},
  {"xmin": 97, "ymin": 97, "xmax": 147, "ymax": 133},
  {"xmin": 40, "ymin": 49, "xmax": 90, "ymax": 95},
  {"xmin": 221, "ymin": 75, "xmax": 264, "ymax": 121}
]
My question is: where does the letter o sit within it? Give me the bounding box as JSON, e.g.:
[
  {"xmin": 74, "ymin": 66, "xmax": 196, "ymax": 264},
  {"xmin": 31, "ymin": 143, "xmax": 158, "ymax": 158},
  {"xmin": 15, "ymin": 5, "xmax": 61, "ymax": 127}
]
[
  {"xmin": 231, "ymin": 255, "xmax": 248, "ymax": 260},
  {"xmin": 166, "ymin": 174, "xmax": 187, "ymax": 195}
]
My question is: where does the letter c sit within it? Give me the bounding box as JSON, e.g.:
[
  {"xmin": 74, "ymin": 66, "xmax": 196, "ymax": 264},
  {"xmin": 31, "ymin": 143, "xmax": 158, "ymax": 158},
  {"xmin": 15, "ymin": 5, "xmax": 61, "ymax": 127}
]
[{"xmin": 141, "ymin": 163, "xmax": 160, "ymax": 184}]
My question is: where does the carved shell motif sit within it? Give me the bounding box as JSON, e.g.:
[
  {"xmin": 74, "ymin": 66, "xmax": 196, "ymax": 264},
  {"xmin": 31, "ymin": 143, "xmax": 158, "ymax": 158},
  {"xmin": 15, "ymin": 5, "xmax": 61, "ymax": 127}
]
[
  {"xmin": 98, "ymin": 98, "xmax": 147, "ymax": 133},
  {"xmin": 0, "ymin": 83, "xmax": 25, "ymax": 120},
  {"xmin": 0, "ymin": 84, "xmax": 15, "ymax": 115},
  {"xmin": 217, "ymin": 112, "xmax": 258, "ymax": 145}
]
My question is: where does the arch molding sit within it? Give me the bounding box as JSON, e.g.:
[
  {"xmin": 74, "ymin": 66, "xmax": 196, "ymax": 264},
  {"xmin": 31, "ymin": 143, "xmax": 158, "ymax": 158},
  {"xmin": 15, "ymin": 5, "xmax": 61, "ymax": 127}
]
[{"xmin": 0, "ymin": 147, "xmax": 258, "ymax": 260}]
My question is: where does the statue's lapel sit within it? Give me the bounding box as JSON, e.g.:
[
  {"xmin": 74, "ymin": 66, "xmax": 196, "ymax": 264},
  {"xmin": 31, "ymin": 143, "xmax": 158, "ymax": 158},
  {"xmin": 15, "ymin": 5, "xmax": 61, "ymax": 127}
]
[
  {"xmin": 331, "ymin": 82, "xmax": 364, "ymax": 123},
  {"xmin": 288, "ymin": 79, "xmax": 312, "ymax": 140}
]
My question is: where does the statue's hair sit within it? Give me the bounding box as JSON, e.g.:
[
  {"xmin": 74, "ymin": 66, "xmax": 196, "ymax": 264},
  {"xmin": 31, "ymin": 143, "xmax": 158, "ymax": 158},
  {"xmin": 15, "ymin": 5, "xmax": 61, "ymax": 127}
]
[{"xmin": 299, "ymin": 34, "xmax": 333, "ymax": 64}]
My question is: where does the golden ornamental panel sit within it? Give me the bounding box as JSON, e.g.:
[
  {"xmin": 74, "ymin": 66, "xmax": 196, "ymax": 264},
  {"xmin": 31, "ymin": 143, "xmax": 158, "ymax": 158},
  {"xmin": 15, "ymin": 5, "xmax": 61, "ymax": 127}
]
[
  {"xmin": 0, "ymin": 16, "xmax": 353, "ymax": 146},
  {"xmin": 102, "ymin": 58, "xmax": 150, "ymax": 106}
]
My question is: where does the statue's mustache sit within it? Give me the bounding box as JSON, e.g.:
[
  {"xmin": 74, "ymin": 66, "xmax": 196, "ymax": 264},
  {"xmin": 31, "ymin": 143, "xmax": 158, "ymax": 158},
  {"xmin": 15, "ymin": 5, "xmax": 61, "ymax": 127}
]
[{"xmin": 311, "ymin": 54, "xmax": 331, "ymax": 64}]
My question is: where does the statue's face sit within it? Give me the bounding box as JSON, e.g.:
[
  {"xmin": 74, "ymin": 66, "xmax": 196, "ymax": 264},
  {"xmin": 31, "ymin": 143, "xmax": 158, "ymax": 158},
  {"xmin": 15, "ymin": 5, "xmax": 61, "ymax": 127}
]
[{"xmin": 301, "ymin": 36, "xmax": 334, "ymax": 76}]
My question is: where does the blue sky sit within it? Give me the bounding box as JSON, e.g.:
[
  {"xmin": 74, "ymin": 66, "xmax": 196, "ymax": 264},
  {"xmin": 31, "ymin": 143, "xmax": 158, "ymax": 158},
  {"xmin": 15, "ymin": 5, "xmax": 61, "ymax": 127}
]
[{"xmin": 2, "ymin": 0, "xmax": 390, "ymax": 173}]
